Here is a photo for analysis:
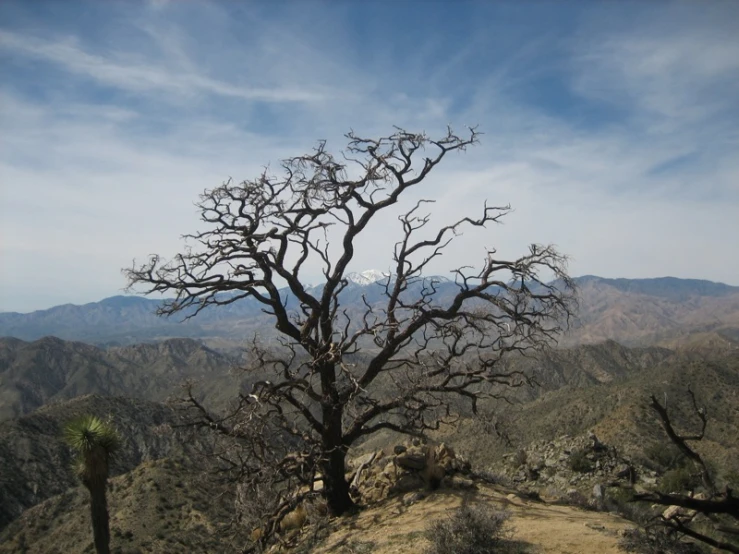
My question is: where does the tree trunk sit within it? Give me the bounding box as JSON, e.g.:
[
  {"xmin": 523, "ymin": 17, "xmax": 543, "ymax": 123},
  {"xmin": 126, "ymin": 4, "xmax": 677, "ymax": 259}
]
[
  {"xmin": 318, "ymin": 360, "xmax": 356, "ymax": 516},
  {"xmin": 321, "ymin": 443, "xmax": 355, "ymax": 516},
  {"xmin": 86, "ymin": 480, "xmax": 111, "ymax": 554}
]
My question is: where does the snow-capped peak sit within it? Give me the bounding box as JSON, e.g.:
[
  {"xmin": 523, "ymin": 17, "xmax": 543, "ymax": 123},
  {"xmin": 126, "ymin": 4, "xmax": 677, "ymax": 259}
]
[
  {"xmin": 346, "ymin": 269, "xmax": 391, "ymax": 286},
  {"xmin": 425, "ymin": 275, "xmax": 451, "ymax": 284}
]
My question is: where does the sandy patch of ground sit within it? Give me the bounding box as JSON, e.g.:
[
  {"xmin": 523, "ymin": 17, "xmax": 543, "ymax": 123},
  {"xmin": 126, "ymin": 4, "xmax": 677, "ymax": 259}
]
[{"xmin": 312, "ymin": 484, "xmax": 631, "ymax": 554}]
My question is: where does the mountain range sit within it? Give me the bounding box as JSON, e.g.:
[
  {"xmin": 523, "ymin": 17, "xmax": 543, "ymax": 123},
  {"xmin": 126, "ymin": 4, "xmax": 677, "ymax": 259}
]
[
  {"xmin": 0, "ymin": 336, "xmax": 244, "ymax": 421},
  {"xmin": 2, "ymin": 336, "xmax": 738, "ymax": 550},
  {"xmin": 1, "ymin": 275, "xmax": 738, "ymax": 348},
  {"xmin": 2, "ymin": 273, "xmax": 739, "ymax": 551}
]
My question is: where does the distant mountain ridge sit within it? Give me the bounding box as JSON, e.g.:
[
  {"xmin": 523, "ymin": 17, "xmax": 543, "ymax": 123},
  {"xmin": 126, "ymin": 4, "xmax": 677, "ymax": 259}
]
[
  {"xmin": 566, "ymin": 276, "xmax": 739, "ymax": 346},
  {"xmin": 1, "ymin": 275, "xmax": 738, "ymax": 347},
  {"xmin": 0, "ymin": 272, "xmax": 463, "ymax": 344},
  {"xmin": 576, "ymin": 275, "xmax": 738, "ymax": 299},
  {"xmin": 0, "ymin": 336, "xmax": 237, "ymax": 420}
]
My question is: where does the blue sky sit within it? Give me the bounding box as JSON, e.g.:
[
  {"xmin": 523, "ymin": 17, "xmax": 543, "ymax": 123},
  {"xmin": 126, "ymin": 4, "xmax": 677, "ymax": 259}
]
[{"xmin": 1, "ymin": 0, "xmax": 738, "ymax": 312}]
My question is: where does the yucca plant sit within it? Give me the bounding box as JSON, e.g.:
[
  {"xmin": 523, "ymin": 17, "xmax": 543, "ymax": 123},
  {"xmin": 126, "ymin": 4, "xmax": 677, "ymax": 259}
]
[{"xmin": 64, "ymin": 415, "xmax": 120, "ymax": 554}]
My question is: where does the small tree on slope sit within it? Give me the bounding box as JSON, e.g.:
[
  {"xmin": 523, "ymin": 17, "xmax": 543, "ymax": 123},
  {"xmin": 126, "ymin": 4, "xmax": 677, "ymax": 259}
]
[
  {"xmin": 64, "ymin": 415, "xmax": 120, "ymax": 554},
  {"xmin": 630, "ymin": 391, "xmax": 739, "ymax": 553},
  {"xmin": 124, "ymin": 127, "xmax": 576, "ymax": 522}
]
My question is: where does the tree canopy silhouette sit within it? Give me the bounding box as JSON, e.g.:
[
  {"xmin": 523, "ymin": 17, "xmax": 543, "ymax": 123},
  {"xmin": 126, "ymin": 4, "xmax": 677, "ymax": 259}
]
[{"xmin": 124, "ymin": 127, "xmax": 576, "ymax": 526}]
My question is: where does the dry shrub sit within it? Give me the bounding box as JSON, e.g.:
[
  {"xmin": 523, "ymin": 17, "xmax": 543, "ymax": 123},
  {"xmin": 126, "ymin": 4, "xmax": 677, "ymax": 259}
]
[
  {"xmin": 424, "ymin": 504, "xmax": 517, "ymax": 554},
  {"xmin": 619, "ymin": 527, "xmax": 705, "ymax": 554}
]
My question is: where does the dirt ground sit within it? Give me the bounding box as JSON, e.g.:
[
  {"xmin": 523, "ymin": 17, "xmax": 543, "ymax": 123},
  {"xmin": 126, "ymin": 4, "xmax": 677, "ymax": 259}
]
[{"xmin": 313, "ymin": 484, "xmax": 631, "ymax": 554}]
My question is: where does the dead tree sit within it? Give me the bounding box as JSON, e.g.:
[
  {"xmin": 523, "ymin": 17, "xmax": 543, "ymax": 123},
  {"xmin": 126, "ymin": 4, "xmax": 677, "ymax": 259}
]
[
  {"xmin": 632, "ymin": 390, "xmax": 739, "ymax": 553},
  {"xmin": 124, "ymin": 127, "xmax": 576, "ymax": 523}
]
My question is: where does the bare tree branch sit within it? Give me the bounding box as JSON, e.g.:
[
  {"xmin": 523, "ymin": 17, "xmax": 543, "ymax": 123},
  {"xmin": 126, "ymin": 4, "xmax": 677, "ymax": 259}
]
[
  {"xmin": 124, "ymin": 127, "xmax": 576, "ymax": 531},
  {"xmin": 629, "ymin": 390, "xmax": 739, "ymax": 552}
]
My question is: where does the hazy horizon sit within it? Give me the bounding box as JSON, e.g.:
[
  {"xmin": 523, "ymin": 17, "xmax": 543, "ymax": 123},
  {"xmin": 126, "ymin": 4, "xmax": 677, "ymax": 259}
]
[
  {"xmin": 2, "ymin": 272, "xmax": 738, "ymax": 315},
  {"xmin": 2, "ymin": 0, "xmax": 738, "ymax": 312}
]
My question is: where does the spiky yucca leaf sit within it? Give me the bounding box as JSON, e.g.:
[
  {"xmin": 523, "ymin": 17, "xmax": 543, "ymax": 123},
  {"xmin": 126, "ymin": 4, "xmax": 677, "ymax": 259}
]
[
  {"xmin": 64, "ymin": 415, "xmax": 120, "ymax": 454},
  {"xmin": 64, "ymin": 415, "xmax": 120, "ymax": 483},
  {"xmin": 63, "ymin": 415, "xmax": 120, "ymax": 554}
]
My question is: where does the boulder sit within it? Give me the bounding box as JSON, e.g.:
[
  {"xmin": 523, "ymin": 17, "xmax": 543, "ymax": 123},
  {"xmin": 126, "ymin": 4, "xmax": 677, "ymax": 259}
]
[
  {"xmin": 279, "ymin": 504, "xmax": 308, "ymax": 532},
  {"xmin": 436, "ymin": 442, "xmax": 455, "ymax": 462},
  {"xmin": 615, "ymin": 464, "xmax": 633, "ymax": 479},
  {"xmin": 348, "ymin": 439, "xmax": 473, "ymax": 504},
  {"xmin": 422, "ymin": 463, "xmax": 445, "ymax": 489},
  {"xmin": 391, "ymin": 473, "xmax": 426, "ymax": 494},
  {"xmin": 396, "ymin": 452, "xmax": 427, "ymax": 471},
  {"xmin": 445, "ymin": 476, "xmax": 477, "ymax": 490}
]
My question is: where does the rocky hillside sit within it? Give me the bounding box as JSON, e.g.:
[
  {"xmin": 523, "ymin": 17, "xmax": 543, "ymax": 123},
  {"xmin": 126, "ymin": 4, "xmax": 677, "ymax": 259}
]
[
  {"xmin": 0, "ymin": 459, "xmax": 637, "ymax": 554},
  {"xmin": 0, "ymin": 335, "xmax": 679, "ymax": 428},
  {"xmin": 1, "ymin": 325, "xmax": 738, "ymax": 552},
  {"xmin": 450, "ymin": 349, "xmax": 739, "ymax": 479},
  {"xmin": 2, "ymin": 341, "xmax": 737, "ymax": 552},
  {"xmin": 566, "ymin": 276, "xmax": 739, "ymax": 346},
  {"xmin": 310, "ymin": 482, "xmax": 633, "ymax": 554},
  {"xmin": 0, "ymin": 337, "xmax": 238, "ymax": 420},
  {"xmin": 501, "ymin": 339, "xmax": 675, "ymax": 400},
  {"xmin": 0, "ymin": 457, "xmax": 247, "ymax": 554},
  {"xmin": 0, "ymin": 394, "xmax": 209, "ymax": 529},
  {"xmin": 0, "ymin": 433, "xmax": 640, "ymax": 554},
  {"xmin": 0, "ymin": 432, "xmax": 682, "ymax": 554}
]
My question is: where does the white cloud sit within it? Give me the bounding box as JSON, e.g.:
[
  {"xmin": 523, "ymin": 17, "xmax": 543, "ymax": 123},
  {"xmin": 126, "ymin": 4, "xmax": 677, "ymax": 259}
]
[
  {"xmin": 571, "ymin": 6, "xmax": 739, "ymax": 127},
  {"xmin": 0, "ymin": 29, "xmax": 329, "ymax": 103},
  {"xmin": 1, "ymin": 0, "xmax": 738, "ymax": 312}
]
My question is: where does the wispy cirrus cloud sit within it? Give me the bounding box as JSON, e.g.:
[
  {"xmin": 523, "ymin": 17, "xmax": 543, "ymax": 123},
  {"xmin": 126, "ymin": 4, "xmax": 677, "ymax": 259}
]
[
  {"xmin": 571, "ymin": 6, "xmax": 739, "ymax": 125},
  {"xmin": 0, "ymin": 29, "xmax": 329, "ymax": 103},
  {"xmin": 1, "ymin": 0, "xmax": 738, "ymax": 312}
]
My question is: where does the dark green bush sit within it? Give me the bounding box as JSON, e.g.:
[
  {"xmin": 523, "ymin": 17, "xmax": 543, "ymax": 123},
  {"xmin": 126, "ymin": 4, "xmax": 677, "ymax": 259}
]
[
  {"xmin": 603, "ymin": 488, "xmax": 654, "ymax": 524},
  {"xmin": 568, "ymin": 449, "xmax": 593, "ymax": 473},
  {"xmin": 643, "ymin": 442, "xmax": 687, "ymax": 472},
  {"xmin": 657, "ymin": 467, "xmax": 699, "ymax": 494}
]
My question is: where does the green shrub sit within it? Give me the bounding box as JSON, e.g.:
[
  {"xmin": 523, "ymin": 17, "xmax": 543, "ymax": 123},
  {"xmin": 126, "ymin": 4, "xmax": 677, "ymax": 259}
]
[
  {"xmin": 604, "ymin": 488, "xmax": 654, "ymax": 524},
  {"xmin": 562, "ymin": 490, "xmax": 594, "ymax": 511},
  {"xmin": 568, "ymin": 449, "xmax": 593, "ymax": 473},
  {"xmin": 473, "ymin": 469, "xmax": 507, "ymax": 485},
  {"xmin": 658, "ymin": 467, "xmax": 699, "ymax": 494},
  {"xmin": 643, "ymin": 442, "xmax": 686, "ymax": 472},
  {"xmin": 424, "ymin": 505, "xmax": 514, "ymax": 554}
]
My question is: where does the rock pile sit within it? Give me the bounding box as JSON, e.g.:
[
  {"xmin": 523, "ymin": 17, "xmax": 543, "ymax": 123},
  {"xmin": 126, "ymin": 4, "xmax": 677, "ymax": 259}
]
[
  {"xmin": 347, "ymin": 439, "xmax": 474, "ymax": 504},
  {"xmin": 499, "ymin": 432, "xmax": 658, "ymax": 501}
]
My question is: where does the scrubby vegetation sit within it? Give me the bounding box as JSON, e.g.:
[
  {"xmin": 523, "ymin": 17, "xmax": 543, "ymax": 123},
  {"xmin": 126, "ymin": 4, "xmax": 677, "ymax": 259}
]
[
  {"xmin": 619, "ymin": 527, "xmax": 706, "ymax": 554},
  {"xmin": 568, "ymin": 448, "xmax": 593, "ymax": 473},
  {"xmin": 2, "ymin": 268, "xmax": 739, "ymax": 553},
  {"xmin": 424, "ymin": 505, "xmax": 519, "ymax": 554}
]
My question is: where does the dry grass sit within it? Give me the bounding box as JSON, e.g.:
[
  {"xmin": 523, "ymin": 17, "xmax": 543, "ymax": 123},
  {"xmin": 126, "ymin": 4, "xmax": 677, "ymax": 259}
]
[{"xmin": 309, "ymin": 483, "xmax": 631, "ymax": 554}]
